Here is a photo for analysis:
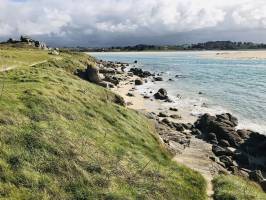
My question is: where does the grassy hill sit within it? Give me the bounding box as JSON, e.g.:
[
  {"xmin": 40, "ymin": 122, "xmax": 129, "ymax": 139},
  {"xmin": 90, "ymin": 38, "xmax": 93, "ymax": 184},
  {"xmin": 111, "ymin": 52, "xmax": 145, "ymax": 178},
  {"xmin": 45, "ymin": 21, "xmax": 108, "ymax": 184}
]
[
  {"xmin": 0, "ymin": 47, "xmax": 207, "ymax": 199},
  {"xmin": 213, "ymin": 175, "xmax": 266, "ymax": 200}
]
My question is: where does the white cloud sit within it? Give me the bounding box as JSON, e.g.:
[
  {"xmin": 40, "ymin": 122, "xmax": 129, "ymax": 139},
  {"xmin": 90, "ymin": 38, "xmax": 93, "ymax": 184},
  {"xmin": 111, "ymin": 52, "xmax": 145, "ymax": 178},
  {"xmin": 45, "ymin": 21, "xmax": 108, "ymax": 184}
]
[{"xmin": 0, "ymin": 0, "xmax": 265, "ymax": 44}]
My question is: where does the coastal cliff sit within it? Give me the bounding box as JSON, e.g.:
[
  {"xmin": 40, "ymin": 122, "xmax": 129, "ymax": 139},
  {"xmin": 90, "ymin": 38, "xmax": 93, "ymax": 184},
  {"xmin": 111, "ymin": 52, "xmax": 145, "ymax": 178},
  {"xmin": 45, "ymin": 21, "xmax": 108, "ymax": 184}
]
[
  {"xmin": 0, "ymin": 45, "xmax": 207, "ymax": 199},
  {"xmin": 0, "ymin": 41, "xmax": 265, "ymax": 199}
]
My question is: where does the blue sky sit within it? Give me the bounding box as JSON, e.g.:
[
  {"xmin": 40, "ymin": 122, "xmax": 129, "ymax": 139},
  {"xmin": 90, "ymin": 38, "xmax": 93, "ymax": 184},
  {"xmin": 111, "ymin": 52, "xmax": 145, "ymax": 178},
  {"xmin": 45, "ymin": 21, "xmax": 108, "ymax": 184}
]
[{"xmin": 0, "ymin": 0, "xmax": 266, "ymax": 46}]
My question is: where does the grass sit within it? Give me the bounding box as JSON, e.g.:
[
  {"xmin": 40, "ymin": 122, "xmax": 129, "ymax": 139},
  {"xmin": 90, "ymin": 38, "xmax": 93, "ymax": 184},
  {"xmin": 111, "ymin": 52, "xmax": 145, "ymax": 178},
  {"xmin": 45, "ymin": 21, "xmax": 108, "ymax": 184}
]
[
  {"xmin": 0, "ymin": 47, "xmax": 207, "ymax": 199},
  {"xmin": 213, "ymin": 175, "xmax": 266, "ymax": 200}
]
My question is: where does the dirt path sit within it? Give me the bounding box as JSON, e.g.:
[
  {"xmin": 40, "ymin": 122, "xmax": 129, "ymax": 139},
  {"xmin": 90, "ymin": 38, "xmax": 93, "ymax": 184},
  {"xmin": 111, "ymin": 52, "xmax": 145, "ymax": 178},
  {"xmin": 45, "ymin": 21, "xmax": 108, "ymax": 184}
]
[
  {"xmin": 0, "ymin": 60, "xmax": 48, "ymax": 73},
  {"xmin": 174, "ymin": 136, "xmax": 220, "ymax": 199}
]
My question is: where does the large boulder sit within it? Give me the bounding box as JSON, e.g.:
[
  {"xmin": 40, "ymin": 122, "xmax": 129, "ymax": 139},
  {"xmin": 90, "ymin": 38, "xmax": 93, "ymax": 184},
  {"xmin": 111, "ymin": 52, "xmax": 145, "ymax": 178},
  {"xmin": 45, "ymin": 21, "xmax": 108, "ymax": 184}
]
[
  {"xmin": 154, "ymin": 88, "xmax": 168, "ymax": 100},
  {"xmin": 86, "ymin": 65, "xmax": 101, "ymax": 83},
  {"xmin": 195, "ymin": 113, "xmax": 242, "ymax": 147},
  {"xmin": 135, "ymin": 78, "xmax": 143, "ymax": 85}
]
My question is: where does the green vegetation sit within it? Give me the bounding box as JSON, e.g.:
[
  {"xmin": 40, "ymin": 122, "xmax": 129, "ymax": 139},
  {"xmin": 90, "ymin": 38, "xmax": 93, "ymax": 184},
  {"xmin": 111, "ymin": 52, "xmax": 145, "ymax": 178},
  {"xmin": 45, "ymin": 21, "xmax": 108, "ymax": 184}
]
[
  {"xmin": 83, "ymin": 41, "xmax": 266, "ymax": 52},
  {"xmin": 213, "ymin": 175, "xmax": 266, "ymax": 200},
  {"xmin": 0, "ymin": 48, "xmax": 206, "ymax": 199}
]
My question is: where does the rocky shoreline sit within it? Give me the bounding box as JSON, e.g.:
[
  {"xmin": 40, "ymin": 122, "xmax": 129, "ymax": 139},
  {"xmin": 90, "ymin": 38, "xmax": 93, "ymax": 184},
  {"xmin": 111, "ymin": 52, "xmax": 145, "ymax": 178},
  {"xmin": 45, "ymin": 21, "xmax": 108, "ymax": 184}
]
[{"xmin": 78, "ymin": 57, "xmax": 266, "ymax": 192}]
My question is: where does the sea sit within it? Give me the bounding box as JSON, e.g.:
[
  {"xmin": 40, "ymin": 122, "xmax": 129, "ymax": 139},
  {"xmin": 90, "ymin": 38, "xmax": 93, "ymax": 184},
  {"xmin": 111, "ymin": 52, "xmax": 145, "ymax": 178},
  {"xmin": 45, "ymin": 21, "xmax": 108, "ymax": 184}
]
[{"xmin": 89, "ymin": 51, "xmax": 266, "ymax": 135}]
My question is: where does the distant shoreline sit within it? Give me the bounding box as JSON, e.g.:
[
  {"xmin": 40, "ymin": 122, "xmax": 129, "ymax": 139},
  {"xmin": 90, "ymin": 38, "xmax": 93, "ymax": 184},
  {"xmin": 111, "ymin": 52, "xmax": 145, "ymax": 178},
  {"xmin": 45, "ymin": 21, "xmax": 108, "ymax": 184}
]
[{"xmin": 90, "ymin": 50, "xmax": 266, "ymax": 60}]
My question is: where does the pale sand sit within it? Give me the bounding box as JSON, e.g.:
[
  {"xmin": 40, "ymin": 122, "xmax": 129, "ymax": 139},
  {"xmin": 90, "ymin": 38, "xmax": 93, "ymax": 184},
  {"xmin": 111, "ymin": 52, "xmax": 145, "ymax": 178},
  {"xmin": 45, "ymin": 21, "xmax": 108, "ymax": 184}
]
[
  {"xmin": 111, "ymin": 76, "xmax": 197, "ymax": 123},
  {"xmin": 202, "ymin": 50, "xmax": 266, "ymax": 60}
]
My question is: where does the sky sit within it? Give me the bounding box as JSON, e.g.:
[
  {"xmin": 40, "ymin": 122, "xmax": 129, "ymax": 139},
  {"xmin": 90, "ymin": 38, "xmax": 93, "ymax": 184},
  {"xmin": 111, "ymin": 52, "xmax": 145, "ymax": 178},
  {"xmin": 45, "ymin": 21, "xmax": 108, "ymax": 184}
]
[{"xmin": 0, "ymin": 0, "xmax": 266, "ymax": 47}]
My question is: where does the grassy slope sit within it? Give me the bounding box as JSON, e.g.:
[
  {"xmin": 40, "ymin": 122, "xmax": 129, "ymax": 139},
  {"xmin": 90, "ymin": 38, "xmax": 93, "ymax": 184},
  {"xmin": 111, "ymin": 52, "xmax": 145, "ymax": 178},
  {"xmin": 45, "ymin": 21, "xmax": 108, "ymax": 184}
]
[
  {"xmin": 213, "ymin": 175, "xmax": 266, "ymax": 200},
  {"xmin": 0, "ymin": 47, "xmax": 206, "ymax": 200}
]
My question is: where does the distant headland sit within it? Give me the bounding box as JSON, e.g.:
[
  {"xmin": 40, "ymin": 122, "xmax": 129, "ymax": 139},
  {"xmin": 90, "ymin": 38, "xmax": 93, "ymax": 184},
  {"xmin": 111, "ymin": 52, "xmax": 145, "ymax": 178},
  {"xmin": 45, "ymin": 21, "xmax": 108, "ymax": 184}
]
[{"xmin": 79, "ymin": 41, "xmax": 266, "ymax": 52}]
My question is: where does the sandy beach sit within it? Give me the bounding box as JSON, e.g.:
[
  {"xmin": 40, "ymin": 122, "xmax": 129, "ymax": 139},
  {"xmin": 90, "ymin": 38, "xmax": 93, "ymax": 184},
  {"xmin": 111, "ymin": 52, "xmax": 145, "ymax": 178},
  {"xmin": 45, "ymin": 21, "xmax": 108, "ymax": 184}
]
[
  {"xmin": 203, "ymin": 50, "xmax": 266, "ymax": 60},
  {"xmin": 111, "ymin": 74, "xmax": 197, "ymax": 124}
]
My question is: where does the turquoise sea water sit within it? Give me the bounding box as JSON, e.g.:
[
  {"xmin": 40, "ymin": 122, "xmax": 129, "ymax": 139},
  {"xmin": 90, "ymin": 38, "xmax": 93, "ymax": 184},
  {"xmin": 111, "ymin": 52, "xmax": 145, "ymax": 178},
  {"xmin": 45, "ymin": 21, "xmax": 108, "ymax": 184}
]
[{"xmin": 89, "ymin": 52, "xmax": 266, "ymax": 134}]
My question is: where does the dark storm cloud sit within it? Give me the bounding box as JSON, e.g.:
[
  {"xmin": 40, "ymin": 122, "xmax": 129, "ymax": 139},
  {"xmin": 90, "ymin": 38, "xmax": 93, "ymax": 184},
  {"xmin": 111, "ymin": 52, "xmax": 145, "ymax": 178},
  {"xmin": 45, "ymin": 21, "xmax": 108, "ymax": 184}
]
[{"xmin": 0, "ymin": 0, "xmax": 266, "ymax": 46}]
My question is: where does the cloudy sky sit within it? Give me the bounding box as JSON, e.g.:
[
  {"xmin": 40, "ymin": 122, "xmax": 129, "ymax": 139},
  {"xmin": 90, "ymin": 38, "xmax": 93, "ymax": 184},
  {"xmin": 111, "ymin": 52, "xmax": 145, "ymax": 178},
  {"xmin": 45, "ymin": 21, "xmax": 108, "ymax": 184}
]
[{"xmin": 0, "ymin": 0, "xmax": 266, "ymax": 46}]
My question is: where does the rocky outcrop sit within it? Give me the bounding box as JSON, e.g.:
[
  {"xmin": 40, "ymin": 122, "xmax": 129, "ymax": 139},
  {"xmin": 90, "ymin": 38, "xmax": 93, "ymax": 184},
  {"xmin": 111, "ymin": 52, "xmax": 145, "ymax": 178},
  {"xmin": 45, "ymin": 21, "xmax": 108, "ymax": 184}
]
[
  {"xmin": 195, "ymin": 113, "xmax": 241, "ymax": 147},
  {"xmin": 85, "ymin": 65, "xmax": 101, "ymax": 83},
  {"xmin": 129, "ymin": 68, "xmax": 152, "ymax": 78},
  {"xmin": 154, "ymin": 88, "xmax": 168, "ymax": 100},
  {"xmin": 194, "ymin": 112, "xmax": 266, "ymax": 189}
]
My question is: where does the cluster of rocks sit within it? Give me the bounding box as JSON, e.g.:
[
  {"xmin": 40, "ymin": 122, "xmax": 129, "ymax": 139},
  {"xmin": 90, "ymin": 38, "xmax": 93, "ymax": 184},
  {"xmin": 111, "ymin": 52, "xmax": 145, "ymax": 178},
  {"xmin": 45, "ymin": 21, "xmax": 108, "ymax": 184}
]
[
  {"xmin": 6, "ymin": 35, "xmax": 48, "ymax": 50},
  {"xmin": 194, "ymin": 113, "xmax": 266, "ymax": 191},
  {"xmin": 77, "ymin": 60, "xmax": 132, "ymax": 90},
  {"xmin": 129, "ymin": 68, "xmax": 153, "ymax": 78}
]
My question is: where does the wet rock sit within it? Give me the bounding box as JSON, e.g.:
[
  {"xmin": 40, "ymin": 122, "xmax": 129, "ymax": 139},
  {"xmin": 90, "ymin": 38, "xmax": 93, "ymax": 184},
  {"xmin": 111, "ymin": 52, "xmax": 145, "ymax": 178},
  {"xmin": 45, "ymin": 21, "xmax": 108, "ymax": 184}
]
[
  {"xmin": 154, "ymin": 88, "xmax": 168, "ymax": 100},
  {"xmin": 129, "ymin": 68, "xmax": 152, "ymax": 78}
]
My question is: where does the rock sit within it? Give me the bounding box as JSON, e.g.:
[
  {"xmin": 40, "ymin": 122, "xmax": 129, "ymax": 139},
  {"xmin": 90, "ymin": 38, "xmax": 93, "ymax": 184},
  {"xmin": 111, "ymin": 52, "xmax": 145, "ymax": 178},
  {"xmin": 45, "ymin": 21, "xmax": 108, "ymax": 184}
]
[
  {"xmin": 86, "ymin": 65, "xmax": 101, "ymax": 83},
  {"xmin": 134, "ymin": 79, "xmax": 143, "ymax": 85},
  {"xmin": 219, "ymin": 155, "xmax": 234, "ymax": 168},
  {"xmin": 134, "ymin": 60, "xmax": 138, "ymax": 64},
  {"xmin": 172, "ymin": 123, "xmax": 185, "ymax": 132},
  {"xmin": 99, "ymin": 68, "xmax": 116, "ymax": 74},
  {"xmin": 158, "ymin": 112, "xmax": 168, "ymax": 117},
  {"xmin": 154, "ymin": 88, "xmax": 168, "ymax": 100},
  {"xmin": 143, "ymin": 95, "xmax": 150, "ymax": 99},
  {"xmin": 195, "ymin": 113, "xmax": 242, "ymax": 147},
  {"xmin": 168, "ymin": 79, "xmax": 174, "ymax": 81},
  {"xmin": 219, "ymin": 139, "xmax": 230, "ymax": 147},
  {"xmin": 170, "ymin": 114, "xmax": 181, "ymax": 119},
  {"xmin": 249, "ymin": 170, "xmax": 264, "ymax": 182},
  {"xmin": 182, "ymin": 123, "xmax": 193, "ymax": 130},
  {"xmin": 210, "ymin": 156, "xmax": 218, "ymax": 162},
  {"xmin": 161, "ymin": 118, "xmax": 172, "ymax": 127},
  {"xmin": 198, "ymin": 91, "xmax": 203, "ymax": 95},
  {"xmin": 154, "ymin": 77, "xmax": 163, "ymax": 81},
  {"xmin": 212, "ymin": 145, "xmax": 232, "ymax": 156},
  {"xmin": 191, "ymin": 128, "xmax": 201, "ymax": 135},
  {"xmin": 206, "ymin": 132, "xmax": 217, "ymax": 141},
  {"xmin": 127, "ymin": 72, "xmax": 134, "ymax": 77},
  {"xmin": 169, "ymin": 107, "xmax": 178, "ymax": 111},
  {"xmin": 127, "ymin": 93, "xmax": 134, "ymax": 97},
  {"xmin": 237, "ymin": 129, "xmax": 252, "ymax": 139},
  {"xmin": 104, "ymin": 75, "xmax": 120, "ymax": 85},
  {"xmin": 129, "ymin": 68, "xmax": 152, "ymax": 78}
]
